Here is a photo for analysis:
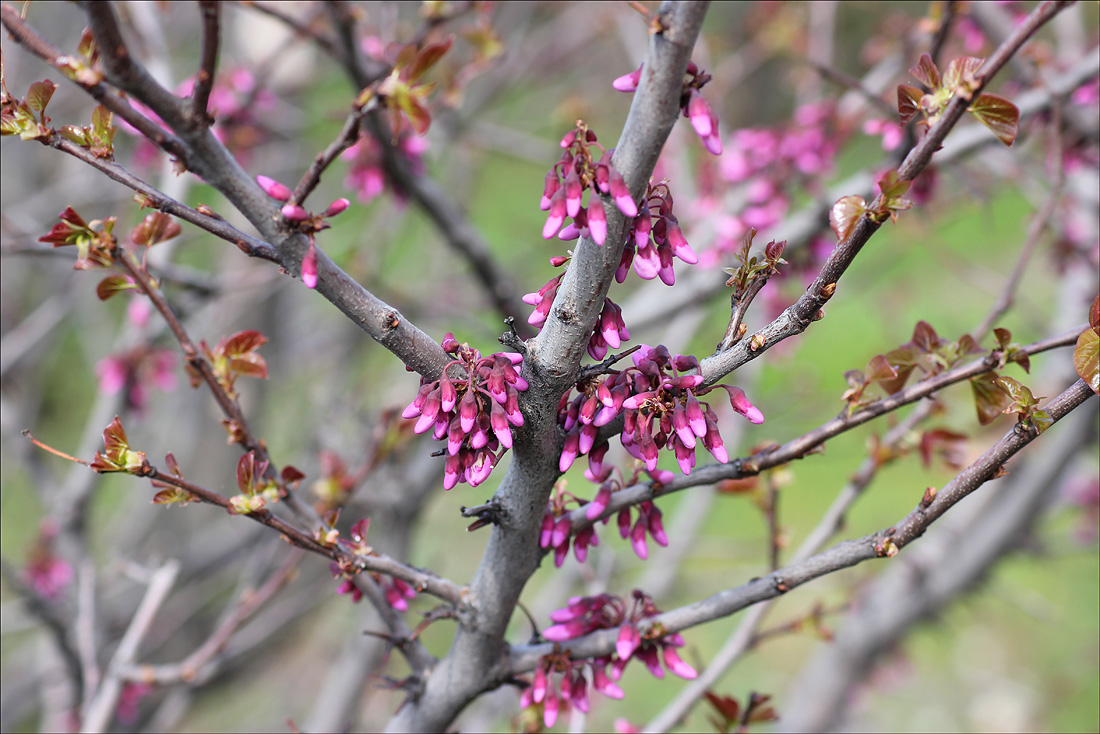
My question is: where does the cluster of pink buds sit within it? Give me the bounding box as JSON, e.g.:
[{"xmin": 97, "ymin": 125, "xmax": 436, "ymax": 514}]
[
  {"xmin": 614, "ymin": 61, "xmax": 721, "ymax": 155},
  {"xmin": 520, "ymin": 653, "xmax": 623, "ymax": 729},
  {"xmin": 534, "ymin": 590, "xmax": 696, "ymax": 705},
  {"xmin": 256, "ymin": 175, "xmax": 350, "ymax": 289},
  {"xmin": 559, "ymin": 345, "xmax": 763, "ymax": 479},
  {"xmin": 617, "ymin": 180, "xmax": 697, "ymax": 286},
  {"xmin": 541, "ymin": 120, "xmax": 638, "ymax": 245},
  {"xmin": 523, "ymin": 255, "xmax": 630, "ymax": 360},
  {"xmin": 402, "ymin": 334, "xmax": 526, "ymax": 489},
  {"xmin": 341, "ymin": 131, "xmax": 428, "ymax": 204},
  {"xmin": 539, "ymin": 481, "xmax": 601, "ymax": 567},
  {"xmin": 328, "ymin": 518, "xmax": 419, "ymax": 610}
]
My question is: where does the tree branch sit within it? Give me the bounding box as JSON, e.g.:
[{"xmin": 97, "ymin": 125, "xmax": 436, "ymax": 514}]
[{"xmin": 509, "ymin": 378, "xmax": 1096, "ymax": 672}]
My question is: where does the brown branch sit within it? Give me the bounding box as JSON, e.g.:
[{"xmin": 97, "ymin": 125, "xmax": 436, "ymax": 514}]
[
  {"xmin": 510, "ymin": 378, "xmax": 1097, "ymax": 673},
  {"xmin": 290, "ymin": 102, "xmax": 374, "ymax": 207},
  {"xmin": 191, "ymin": 1, "xmax": 221, "ymax": 127},
  {"xmin": 47, "ymin": 136, "xmax": 282, "ymax": 263}
]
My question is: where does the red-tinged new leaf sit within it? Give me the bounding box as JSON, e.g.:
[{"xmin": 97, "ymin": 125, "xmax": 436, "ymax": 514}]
[
  {"xmin": 59, "ymin": 125, "xmax": 89, "ymax": 145},
  {"xmin": 27, "ymin": 80, "xmax": 57, "ymax": 115},
  {"xmin": 1074, "ymin": 328, "xmax": 1099, "ymax": 393},
  {"xmin": 994, "ymin": 375, "xmax": 1040, "ymax": 410},
  {"xmin": 237, "ymin": 451, "xmax": 262, "ymax": 494},
  {"xmin": 1089, "ymin": 294, "xmax": 1099, "ymax": 334},
  {"xmin": 969, "ymin": 93, "xmax": 1019, "ymax": 145},
  {"xmin": 152, "ymin": 487, "xmax": 194, "ymax": 505},
  {"xmin": 830, "ymin": 195, "xmax": 866, "ymax": 242},
  {"xmin": 866, "ymin": 354, "xmax": 899, "ymax": 383},
  {"xmin": 91, "ymin": 105, "xmax": 113, "ymax": 135},
  {"xmin": 403, "ymin": 96, "xmax": 432, "ymax": 135},
  {"xmin": 95, "ymin": 274, "xmax": 133, "ymax": 301},
  {"xmin": 223, "ymin": 330, "xmax": 266, "ymax": 358},
  {"xmin": 877, "ymin": 169, "xmax": 911, "ymax": 199},
  {"xmin": 993, "ymin": 327, "xmax": 1012, "ymax": 351},
  {"xmin": 703, "ymin": 691, "xmax": 740, "ymax": 723},
  {"xmin": 912, "ymin": 321, "xmax": 942, "ymax": 353},
  {"xmin": 1031, "ymin": 409, "xmax": 1053, "ymax": 433},
  {"xmin": 909, "ymin": 53, "xmax": 941, "ymax": 89},
  {"xmin": 131, "ymin": 212, "xmax": 181, "ymax": 246},
  {"xmin": 971, "ymin": 373, "xmax": 1010, "ymax": 425},
  {"xmin": 227, "ymin": 355, "xmax": 268, "ymax": 380},
  {"xmin": 102, "ymin": 415, "xmax": 129, "ymax": 455},
  {"xmin": 282, "ymin": 465, "xmax": 305, "ymax": 483},
  {"xmin": 408, "ymin": 37, "xmax": 453, "ymax": 83},
  {"xmin": 919, "ymin": 429, "xmax": 968, "ymax": 469},
  {"xmin": 164, "ymin": 452, "xmax": 181, "ymax": 476},
  {"xmin": 943, "ymin": 56, "xmax": 985, "ymax": 95}
]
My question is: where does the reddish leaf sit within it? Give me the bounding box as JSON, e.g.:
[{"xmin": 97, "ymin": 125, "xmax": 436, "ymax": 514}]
[
  {"xmin": 1074, "ymin": 328, "xmax": 1099, "ymax": 393},
  {"xmin": 865, "ymin": 354, "xmax": 899, "ymax": 383},
  {"xmin": 1090, "ymin": 294, "xmax": 1099, "ymax": 334},
  {"xmin": 829, "ymin": 195, "xmax": 867, "ymax": 242},
  {"xmin": 876, "ymin": 169, "xmax": 910, "ymax": 199},
  {"xmin": 223, "ymin": 330, "xmax": 267, "ymax": 358},
  {"xmin": 282, "ymin": 465, "xmax": 306, "ymax": 483},
  {"xmin": 912, "ymin": 321, "xmax": 941, "ymax": 353},
  {"xmin": 237, "ymin": 451, "xmax": 267, "ymax": 494},
  {"xmin": 95, "ymin": 274, "xmax": 133, "ymax": 301},
  {"xmin": 969, "ymin": 93, "xmax": 1019, "ymax": 146},
  {"xmin": 26, "ymin": 79, "xmax": 57, "ymax": 115},
  {"xmin": 131, "ymin": 212, "xmax": 181, "ymax": 246},
  {"xmin": 943, "ymin": 56, "xmax": 985, "ymax": 95},
  {"xmin": 971, "ymin": 373, "xmax": 1010, "ymax": 425},
  {"xmin": 227, "ymin": 356, "xmax": 268, "ymax": 380},
  {"xmin": 919, "ymin": 429, "xmax": 968, "ymax": 469},
  {"xmin": 407, "ymin": 37, "xmax": 453, "ymax": 83},
  {"xmin": 909, "ymin": 53, "xmax": 941, "ymax": 89},
  {"xmin": 403, "ymin": 96, "xmax": 432, "ymax": 135},
  {"xmin": 994, "ymin": 375, "xmax": 1038, "ymax": 409}
]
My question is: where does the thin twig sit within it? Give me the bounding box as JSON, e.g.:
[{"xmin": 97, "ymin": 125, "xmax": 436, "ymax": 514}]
[{"xmin": 191, "ymin": 1, "xmax": 221, "ymax": 127}]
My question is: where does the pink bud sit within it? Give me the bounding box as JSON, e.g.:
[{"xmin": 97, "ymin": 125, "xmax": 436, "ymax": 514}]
[
  {"xmin": 630, "ymin": 517, "xmax": 648, "ymax": 559},
  {"xmin": 617, "ymin": 624, "xmax": 640, "ymax": 660},
  {"xmin": 722, "ymin": 385, "xmax": 764, "ymax": 424},
  {"xmin": 587, "ymin": 201, "xmax": 607, "ymax": 245},
  {"xmin": 322, "ymin": 198, "xmax": 349, "ymax": 217},
  {"xmin": 662, "ymin": 645, "xmax": 697, "ymax": 679},
  {"xmin": 609, "ymin": 168, "xmax": 638, "ymax": 218},
  {"xmin": 564, "ymin": 167, "xmax": 583, "ymax": 219},
  {"xmin": 687, "ymin": 89, "xmax": 713, "ymax": 138},
  {"xmin": 281, "ymin": 203, "xmax": 309, "ymax": 221},
  {"xmin": 301, "ymin": 243, "xmax": 323, "ymax": 289},
  {"xmin": 612, "ymin": 65, "xmax": 642, "ymax": 92},
  {"xmin": 540, "ymin": 511, "xmax": 555, "ymax": 548},
  {"xmin": 257, "ymin": 175, "xmax": 292, "ymax": 202},
  {"xmin": 542, "ymin": 190, "xmax": 566, "ymax": 239}
]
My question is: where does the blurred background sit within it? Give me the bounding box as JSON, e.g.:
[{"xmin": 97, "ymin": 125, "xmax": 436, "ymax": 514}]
[{"xmin": 1, "ymin": 2, "xmax": 1097, "ymax": 732}]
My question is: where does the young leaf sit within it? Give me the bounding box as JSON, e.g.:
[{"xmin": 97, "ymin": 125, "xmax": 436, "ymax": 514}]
[
  {"xmin": 26, "ymin": 79, "xmax": 57, "ymax": 116},
  {"xmin": 865, "ymin": 354, "xmax": 899, "ymax": 384},
  {"xmin": 971, "ymin": 373, "xmax": 1010, "ymax": 425},
  {"xmin": 942, "ymin": 56, "xmax": 985, "ymax": 97},
  {"xmin": 829, "ymin": 195, "xmax": 867, "ymax": 242},
  {"xmin": 909, "ymin": 53, "xmax": 941, "ymax": 89},
  {"xmin": 968, "ymin": 93, "xmax": 1019, "ymax": 146},
  {"xmin": 95, "ymin": 274, "xmax": 134, "ymax": 301},
  {"xmin": 1074, "ymin": 327, "xmax": 1099, "ymax": 393},
  {"xmin": 1090, "ymin": 294, "xmax": 1099, "ymax": 334}
]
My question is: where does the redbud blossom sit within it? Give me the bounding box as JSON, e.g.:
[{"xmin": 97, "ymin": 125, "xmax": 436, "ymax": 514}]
[{"xmin": 257, "ymin": 174, "xmax": 292, "ymax": 202}]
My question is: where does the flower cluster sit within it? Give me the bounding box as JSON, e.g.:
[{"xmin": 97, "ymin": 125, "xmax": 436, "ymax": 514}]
[
  {"xmin": 614, "ymin": 61, "xmax": 721, "ymax": 155},
  {"xmin": 524, "ymin": 254, "xmax": 631, "ymax": 361},
  {"xmin": 22, "ymin": 520, "xmax": 73, "ymax": 601},
  {"xmin": 539, "ymin": 481, "xmax": 601, "ymax": 567},
  {"xmin": 256, "ymin": 175, "xmax": 350, "ymax": 288},
  {"xmin": 540, "ymin": 120, "xmax": 638, "ymax": 245},
  {"xmin": 341, "ymin": 131, "xmax": 428, "ymax": 204},
  {"xmin": 96, "ymin": 346, "xmax": 176, "ymax": 411},
  {"xmin": 328, "ymin": 518, "xmax": 418, "ymax": 610},
  {"xmin": 615, "ymin": 180, "xmax": 697, "ymax": 286},
  {"xmin": 402, "ymin": 334, "xmax": 526, "ymax": 489},
  {"xmin": 521, "ymin": 590, "xmax": 696, "ymax": 725},
  {"xmin": 559, "ymin": 345, "xmax": 763, "ymax": 479}
]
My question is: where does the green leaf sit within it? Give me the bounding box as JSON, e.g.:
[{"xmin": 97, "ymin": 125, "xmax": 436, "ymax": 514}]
[
  {"xmin": 968, "ymin": 93, "xmax": 1019, "ymax": 146},
  {"xmin": 26, "ymin": 79, "xmax": 57, "ymax": 116},
  {"xmin": 58, "ymin": 125, "xmax": 89, "ymax": 145},
  {"xmin": 971, "ymin": 373, "xmax": 1010, "ymax": 425},
  {"xmin": 829, "ymin": 195, "xmax": 866, "ymax": 242},
  {"xmin": 994, "ymin": 375, "xmax": 1039, "ymax": 410},
  {"xmin": 909, "ymin": 53, "xmax": 941, "ymax": 89},
  {"xmin": 1030, "ymin": 409, "xmax": 1053, "ymax": 434},
  {"xmin": 1074, "ymin": 328, "xmax": 1099, "ymax": 393},
  {"xmin": 876, "ymin": 169, "xmax": 911, "ymax": 199}
]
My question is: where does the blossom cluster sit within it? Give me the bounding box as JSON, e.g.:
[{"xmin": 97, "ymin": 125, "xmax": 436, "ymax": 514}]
[
  {"xmin": 615, "ymin": 179, "xmax": 698, "ymax": 286},
  {"xmin": 328, "ymin": 518, "xmax": 418, "ymax": 610},
  {"xmin": 402, "ymin": 334, "xmax": 526, "ymax": 489},
  {"xmin": 559, "ymin": 345, "xmax": 763, "ymax": 480},
  {"xmin": 522, "ymin": 590, "xmax": 696, "ymax": 727},
  {"xmin": 614, "ymin": 61, "xmax": 721, "ymax": 155},
  {"xmin": 256, "ymin": 174, "xmax": 350, "ymax": 288},
  {"xmin": 540, "ymin": 121, "xmax": 638, "ymax": 245},
  {"xmin": 341, "ymin": 131, "xmax": 428, "ymax": 204}
]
